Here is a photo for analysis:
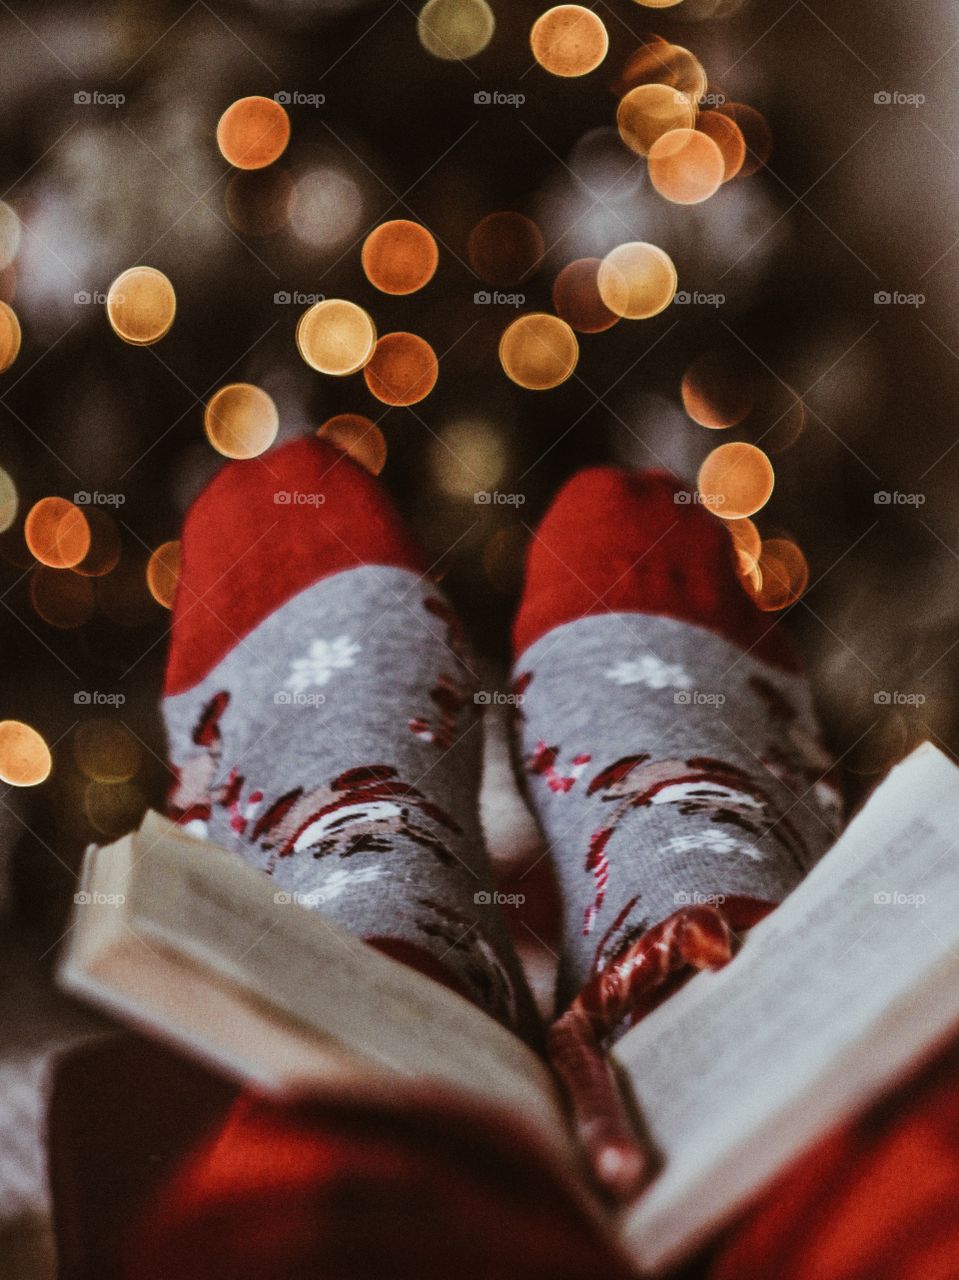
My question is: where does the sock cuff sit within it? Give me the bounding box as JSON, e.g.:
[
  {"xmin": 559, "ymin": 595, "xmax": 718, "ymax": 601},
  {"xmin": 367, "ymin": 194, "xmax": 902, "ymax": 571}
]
[{"xmin": 164, "ymin": 438, "xmax": 426, "ymax": 696}]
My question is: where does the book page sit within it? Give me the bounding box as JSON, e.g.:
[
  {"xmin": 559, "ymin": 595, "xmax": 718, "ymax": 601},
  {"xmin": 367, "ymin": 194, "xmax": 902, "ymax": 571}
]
[{"xmin": 615, "ymin": 742, "xmax": 959, "ymax": 1273}]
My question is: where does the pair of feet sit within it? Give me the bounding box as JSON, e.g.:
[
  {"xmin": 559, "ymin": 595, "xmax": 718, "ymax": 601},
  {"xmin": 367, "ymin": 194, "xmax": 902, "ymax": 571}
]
[{"xmin": 162, "ymin": 437, "xmax": 841, "ymax": 1050}]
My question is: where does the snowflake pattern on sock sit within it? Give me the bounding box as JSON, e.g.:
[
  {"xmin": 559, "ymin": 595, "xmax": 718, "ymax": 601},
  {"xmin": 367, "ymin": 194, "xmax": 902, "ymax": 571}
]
[
  {"xmin": 605, "ymin": 655, "xmax": 692, "ymax": 690},
  {"xmin": 285, "ymin": 636, "xmax": 361, "ymax": 692}
]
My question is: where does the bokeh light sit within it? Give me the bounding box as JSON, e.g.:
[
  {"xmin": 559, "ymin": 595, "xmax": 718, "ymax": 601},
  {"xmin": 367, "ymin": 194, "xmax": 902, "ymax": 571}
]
[
  {"xmin": 296, "ymin": 299, "xmax": 377, "ymax": 376},
  {"xmin": 417, "ymin": 0, "xmax": 495, "ymax": 60},
  {"xmin": 83, "ymin": 779, "xmax": 145, "ymax": 838},
  {"xmin": 316, "ymin": 413, "xmax": 388, "ymax": 475},
  {"xmin": 552, "ymin": 258, "xmax": 619, "ymax": 333},
  {"xmin": 106, "ymin": 266, "xmax": 176, "ymax": 346},
  {"xmin": 617, "ymin": 83, "xmax": 696, "ymax": 157},
  {"xmin": 431, "ymin": 418, "xmax": 506, "ymax": 498},
  {"xmin": 468, "ymin": 212, "xmax": 544, "ymax": 287},
  {"xmin": 290, "ymin": 167, "xmax": 365, "ymax": 251},
  {"xmin": 146, "ymin": 540, "xmax": 182, "ymax": 609},
  {"xmin": 25, "ymin": 497, "xmax": 91, "ymax": 569},
  {"xmin": 615, "ymin": 41, "xmax": 707, "ymax": 104},
  {"xmin": 0, "ymin": 468, "xmax": 18, "ymax": 532},
  {"xmin": 0, "ymin": 720, "xmax": 51, "ymax": 787},
  {"xmin": 499, "ymin": 313, "xmax": 579, "ymax": 390},
  {"xmin": 361, "ymin": 220, "xmax": 438, "ymax": 295},
  {"xmin": 697, "ymin": 110, "xmax": 746, "ymax": 181},
  {"xmin": 697, "ymin": 442, "xmax": 775, "ymax": 519},
  {"xmin": 752, "ymin": 537, "xmax": 809, "ymax": 611},
  {"xmin": 0, "ymin": 202, "xmax": 20, "ymax": 270},
  {"xmin": 530, "ymin": 6, "xmax": 609, "ymax": 78},
  {"xmin": 216, "ymin": 96, "xmax": 291, "ymax": 171},
  {"xmin": 30, "ymin": 566, "xmax": 95, "ymax": 629},
  {"xmin": 73, "ymin": 508, "xmax": 121, "ymax": 578},
  {"xmin": 648, "ymin": 128, "xmax": 725, "ymax": 204},
  {"xmin": 681, "ymin": 350, "xmax": 754, "ymax": 428},
  {"xmin": 73, "ymin": 719, "xmax": 141, "ymax": 784},
  {"xmin": 0, "ymin": 300, "xmax": 21, "ymax": 372},
  {"xmin": 716, "ymin": 103, "xmax": 773, "ymax": 177},
  {"xmin": 633, "ymin": 0, "xmax": 685, "ymax": 7},
  {"xmin": 225, "ymin": 169, "xmax": 294, "ymax": 236},
  {"xmin": 726, "ymin": 514, "xmax": 762, "ymax": 567},
  {"xmin": 203, "ymin": 383, "xmax": 279, "ymax": 459},
  {"xmin": 364, "ymin": 332, "xmax": 438, "ymax": 405},
  {"xmin": 597, "ymin": 242, "xmax": 677, "ymax": 319}
]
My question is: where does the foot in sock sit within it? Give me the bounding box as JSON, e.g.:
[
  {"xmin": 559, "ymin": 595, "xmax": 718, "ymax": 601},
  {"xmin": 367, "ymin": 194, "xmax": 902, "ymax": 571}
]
[
  {"xmin": 511, "ymin": 466, "xmax": 843, "ymax": 1036},
  {"xmin": 161, "ymin": 436, "xmax": 534, "ymax": 1034}
]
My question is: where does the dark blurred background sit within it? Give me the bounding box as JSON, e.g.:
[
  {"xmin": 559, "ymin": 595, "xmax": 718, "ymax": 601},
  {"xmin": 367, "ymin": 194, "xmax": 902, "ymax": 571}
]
[{"xmin": 2, "ymin": 0, "xmax": 957, "ymax": 936}]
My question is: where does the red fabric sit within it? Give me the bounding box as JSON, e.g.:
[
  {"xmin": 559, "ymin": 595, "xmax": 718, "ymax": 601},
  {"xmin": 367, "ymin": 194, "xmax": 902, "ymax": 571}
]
[
  {"xmin": 125, "ymin": 1092, "xmax": 637, "ymax": 1280},
  {"xmin": 512, "ymin": 466, "xmax": 799, "ymax": 673},
  {"xmin": 164, "ymin": 437, "xmax": 426, "ymax": 695}
]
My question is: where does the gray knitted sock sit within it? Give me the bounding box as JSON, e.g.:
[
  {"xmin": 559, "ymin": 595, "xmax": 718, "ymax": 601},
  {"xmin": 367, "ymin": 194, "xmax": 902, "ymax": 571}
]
[
  {"xmin": 161, "ymin": 438, "xmax": 534, "ymax": 1034},
  {"xmin": 511, "ymin": 467, "xmax": 843, "ymax": 1008}
]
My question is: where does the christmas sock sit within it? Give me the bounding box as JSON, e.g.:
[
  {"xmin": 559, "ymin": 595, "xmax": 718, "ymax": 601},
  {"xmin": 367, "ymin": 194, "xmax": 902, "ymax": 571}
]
[
  {"xmin": 162, "ymin": 436, "xmax": 533, "ymax": 1033},
  {"xmin": 511, "ymin": 466, "xmax": 843, "ymax": 1024}
]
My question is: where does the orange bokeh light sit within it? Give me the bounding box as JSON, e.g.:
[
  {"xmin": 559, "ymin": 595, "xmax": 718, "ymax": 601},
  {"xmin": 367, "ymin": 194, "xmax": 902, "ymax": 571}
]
[
  {"xmin": 0, "ymin": 300, "xmax": 21, "ymax": 373},
  {"xmin": 697, "ymin": 110, "xmax": 746, "ymax": 181},
  {"xmin": 617, "ymin": 82, "xmax": 696, "ymax": 157},
  {"xmin": 146, "ymin": 540, "xmax": 182, "ymax": 609},
  {"xmin": 597, "ymin": 242, "xmax": 677, "ymax": 319},
  {"xmin": 530, "ymin": 6, "xmax": 609, "ymax": 78},
  {"xmin": 614, "ymin": 40, "xmax": 707, "ymax": 104},
  {"xmin": 716, "ymin": 103, "xmax": 772, "ymax": 177},
  {"xmin": 204, "ymin": 383, "xmax": 279, "ymax": 459},
  {"xmin": 697, "ymin": 442, "xmax": 775, "ymax": 519},
  {"xmin": 364, "ymin": 333, "xmax": 439, "ymax": 406},
  {"xmin": 216, "ymin": 96, "xmax": 291, "ymax": 171},
  {"xmin": 317, "ymin": 414, "xmax": 388, "ymax": 475},
  {"xmin": 0, "ymin": 720, "xmax": 51, "ymax": 786},
  {"xmin": 752, "ymin": 538, "xmax": 809, "ymax": 611},
  {"xmin": 25, "ymin": 497, "xmax": 91, "ymax": 569},
  {"xmin": 499, "ymin": 313, "xmax": 579, "ymax": 390},
  {"xmin": 648, "ymin": 128, "xmax": 725, "ymax": 204},
  {"xmin": 552, "ymin": 258, "xmax": 619, "ymax": 333},
  {"xmin": 106, "ymin": 266, "xmax": 176, "ymax": 346},
  {"xmin": 681, "ymin": 351, "xmax": 754, "ymax": 429},
  {"xmin": 362, "ymin": 220, "xmax": 439, "ymax": 295}
]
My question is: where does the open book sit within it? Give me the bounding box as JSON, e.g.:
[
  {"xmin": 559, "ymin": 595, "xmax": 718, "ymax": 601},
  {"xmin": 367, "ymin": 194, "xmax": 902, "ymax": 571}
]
[{"xmin": 58, "ymin": 741, "xmax": 959, "ymax": 1274}]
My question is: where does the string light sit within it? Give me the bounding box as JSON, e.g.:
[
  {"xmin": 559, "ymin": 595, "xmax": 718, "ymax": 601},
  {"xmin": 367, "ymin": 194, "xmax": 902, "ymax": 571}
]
[
  {"xmin": 597, "ymin": 242, "xmax": 677, "ymax": 319},
  {"xmin": 648, "ymin": 128, "xmax": 725, "ymax": 204},
  {"xmin": 417, "ymin": 0, "xmax": 495, "ymax": 60},
  {"xmin": 0, "ymin": 301, "xmax": 21, "ymax": 372},
  {"xmin": 73, "ymin": 720, "xmax": 141, "ymax": 784},
  {"xmin": 617, "ymin": 83, "xmax": 696, "ymax": 157},
  {"xmin": 204, "ymin": 384, "xmax": 279, "ymax": 459},
  {"xmin": 296, "ymin": 299, "xmax": 377, "ymax": 376},
  {"xmin": 0, "ymin": 468, "xmax": 17, "ymax": 532},
  {"xmin": 364, "ymin": 332, "xmax": 438, "ymax": 406},
  {"xmin": 362, "ymin": 220, "xmax": 439, "ymax": 295},
  {"xmin": 25, "ymin": 497, "xmax": 91, "ymax": 569},
  {"xmin": 716, "ymin": 103, "xmax": 773, "ymax": 177},
  {"xmin": 499, "ymin": 313, "xmax": 579, "ymax": 390},
  {"xmin": 530, "ymin": 6, "xmax": 609, "ymax": 78},
  {"xmin": 146, "ymin": 540, "xmax": 182, "ymax": 608},
  {"xmin": 552, "ymin": 258, "xmax": 619, "ymax": 333},
  {"xmin": 0, "ymin": 721, "xmax": 51, "ymax": 786},
  {"xmin": 697, "ymin": 442, "xmax": 775, "ymax": 519},
  {"xmin": 316, "ymin": 414, "xmax": 388, "ymax": 474},
  {"xmin": 216, "ymin": 96, "xmax": 291, "ymax": 170},
  {"xmin": 697, "ymin": 110, "xmax": 746, "ymax": 181},
  {"xmin": 106, "ymin": 267, "xmax": 176, "ymax": 346}
]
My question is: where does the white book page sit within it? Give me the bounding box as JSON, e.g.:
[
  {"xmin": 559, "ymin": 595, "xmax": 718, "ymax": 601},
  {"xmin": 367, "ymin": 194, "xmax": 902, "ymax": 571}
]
[{"xmin": 615, "ymin": 742, "xmax": 959, "ymax": 1273}]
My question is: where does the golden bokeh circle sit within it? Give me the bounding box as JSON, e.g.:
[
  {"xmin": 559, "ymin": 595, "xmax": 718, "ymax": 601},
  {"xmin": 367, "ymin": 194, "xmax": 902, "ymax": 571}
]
[
  {"xmin": 632, "ymin": 0, "xmax": 685, "ymax": 7},
  {"xmin": 716, "ymin": 103, "xmax": 772, "ymax": 177},
  {"xmin": 597, "ymin": 242, "xmax": 677, "ymax": 319},
  {"xmin": 468, "ymin": 212, "xmax": 544, "ymax": 287},
  {"xmin": 0, "ymin": 467, "xmax": 18, "ymax": 532},
  {"xmin": 530, "ymin": 6, "xmax": 609, "ymax": 78},
  {"xmin": 648, "ymin": 128, "xmax": 725, "ymax": 204},
  {"xmin": 681, "ymin": 351, "xmax": 754, "ymax": 429},
  {"xmin": 146, "ymin": 540, "xmax": 182, "ymax": 609},
  {"xmin": 316, "ymin": 414, "xmax": 388, "ymax": 475},
  {"xmin": 552, "ymin": 258, "xmax": 619, "ymax": 334},
  {"xmin": 296, "ymin": 299, "xmax": 377, "ymax": 376},
  {"xmin": 25, "ymin": 497, "xmax": 91, "ymax": 569},
  {"xmin": 106, "ymin": 266, "xmax": 176, "ymax": 346},
  {"xmin": 0, "ymin": 720, "xmax": 51, "ymax": 786},
  {"xmin": 617, "ymin": 83, "xmax": 696, "ymax": 157},
  {"xmin": 204, "ymin": 384, "xmax": 279, "ymax": 460},
  {"xmin": 0, "ymin": 301, "xmax": 21, "ymax": 373},
  {"xmin": 726, "ymin": 515, "xmax": 761, "ymax": 573},
  {"xmin": 30, "ymin": 566, "xmax": 95, "ymax": 629},
  {"xmin": 0, "ymin": 202, "xmax": 20, "ymax": 270},
  {"xmin": 697, "ymin": 110, "xmax": 746, "ymax": 181},
  {"xmin": 73, "ymin": 508, "xmax": 121, "ymax": 578},
  {"xmin": 616, "ymin": 41, "xmax": 707, "ymax": 104},
  {"xmin": 73, "ymin": 719, "xmax": 141, "ymax": 784},
  {"xmin": 499, "ymin": 313, "xmax": 579, "ymax": 390},
  {"xmin": 83, "ymin": 779, "xmax": 145, "ymax": 838},
  {"xmin": 697, "ymin": 442, "xmax": 775, "ymax": 519},
  {"xmin": 418, "ymin": 0, "xmax": 495, "ymax": 60},
  {"xmin": 361, "ymin": 220, "xmax": 439, "ymax": 295},
  {"xmin": 363, "ymin": 333, "xmax": 439, "ymax": 406},
  {"xmin": 216, "ymin": 96, "xmax": 291, "ymax": 171},
  {"xmin": 752, "ymin": 538, "xmax": 809, "ymax": 611}
]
